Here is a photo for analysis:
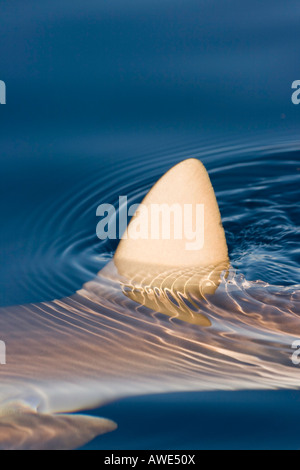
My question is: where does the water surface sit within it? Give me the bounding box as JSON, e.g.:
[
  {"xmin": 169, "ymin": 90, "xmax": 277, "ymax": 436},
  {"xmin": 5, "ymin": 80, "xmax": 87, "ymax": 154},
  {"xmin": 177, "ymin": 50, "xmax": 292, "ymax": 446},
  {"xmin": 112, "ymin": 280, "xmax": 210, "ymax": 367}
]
[{"xmin": 0, "ymin": 0, "xmax": 300, "ymax": 450}]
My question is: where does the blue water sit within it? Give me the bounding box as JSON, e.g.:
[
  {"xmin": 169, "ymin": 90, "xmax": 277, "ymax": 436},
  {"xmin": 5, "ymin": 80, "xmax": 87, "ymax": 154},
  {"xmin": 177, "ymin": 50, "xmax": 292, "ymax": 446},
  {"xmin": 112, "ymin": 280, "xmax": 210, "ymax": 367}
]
[
  {"xmin": 81, "ymin": 390, "xmax": 300, "ymax": 450},
  {"xmin": 0, "ymin": 0, "xmax": 300, "ymax": 449}
]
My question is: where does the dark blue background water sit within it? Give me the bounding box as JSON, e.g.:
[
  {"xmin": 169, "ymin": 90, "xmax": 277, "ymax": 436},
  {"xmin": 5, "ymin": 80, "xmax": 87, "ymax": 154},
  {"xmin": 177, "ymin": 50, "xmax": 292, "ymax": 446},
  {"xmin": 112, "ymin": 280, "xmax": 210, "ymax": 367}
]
[{"xmin": 1, "ymin": 0, "xmax": 300, "ymax": 449}]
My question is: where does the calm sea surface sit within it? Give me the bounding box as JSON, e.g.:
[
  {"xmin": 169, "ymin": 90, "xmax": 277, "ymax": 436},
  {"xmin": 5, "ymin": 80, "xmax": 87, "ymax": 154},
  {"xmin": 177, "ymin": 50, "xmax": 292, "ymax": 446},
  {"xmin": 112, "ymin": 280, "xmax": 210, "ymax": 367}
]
[{"xmin": 0, "ymin": 0, "xmax": 300, "ymax": 449}]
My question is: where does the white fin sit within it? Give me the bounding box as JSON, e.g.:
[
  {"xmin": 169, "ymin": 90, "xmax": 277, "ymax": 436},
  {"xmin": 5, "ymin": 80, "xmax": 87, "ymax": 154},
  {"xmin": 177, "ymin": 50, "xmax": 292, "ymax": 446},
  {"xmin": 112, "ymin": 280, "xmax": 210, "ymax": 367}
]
[{"xmin": 112, "ymin": 159, "xmax": 229, "ymax": 324}]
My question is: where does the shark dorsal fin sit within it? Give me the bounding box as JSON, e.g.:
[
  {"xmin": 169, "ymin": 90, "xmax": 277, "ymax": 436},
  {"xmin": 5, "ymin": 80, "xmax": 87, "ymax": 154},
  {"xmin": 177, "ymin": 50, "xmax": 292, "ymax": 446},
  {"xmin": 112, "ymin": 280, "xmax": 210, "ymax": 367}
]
[
  {"xmin": 115, "ymin": 158, "xmax": 228, "ymax": 271},
  {"xmin": 110, "ymin": 159, "xmax": 229, "ymax": 325}
]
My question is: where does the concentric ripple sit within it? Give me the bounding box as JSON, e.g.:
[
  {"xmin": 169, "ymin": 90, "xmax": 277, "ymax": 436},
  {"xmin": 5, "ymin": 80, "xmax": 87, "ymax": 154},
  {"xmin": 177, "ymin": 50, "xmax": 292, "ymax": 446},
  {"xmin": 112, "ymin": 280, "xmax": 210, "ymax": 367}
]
[
  {"xmin": 7, "ymin": 138, "xmax": 300, "ymax": 306},
  {"xmin": 0, "ymin": 138, "xmax": 299, "ymax": 449}
]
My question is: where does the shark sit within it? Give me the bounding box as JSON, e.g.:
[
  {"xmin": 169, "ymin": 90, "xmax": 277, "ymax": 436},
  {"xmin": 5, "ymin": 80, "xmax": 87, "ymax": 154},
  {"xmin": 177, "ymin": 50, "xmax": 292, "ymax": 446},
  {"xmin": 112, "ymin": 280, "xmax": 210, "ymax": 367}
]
[{"xmin": 0, "ymin": 159, "xmax": 299, "ymax": 449}]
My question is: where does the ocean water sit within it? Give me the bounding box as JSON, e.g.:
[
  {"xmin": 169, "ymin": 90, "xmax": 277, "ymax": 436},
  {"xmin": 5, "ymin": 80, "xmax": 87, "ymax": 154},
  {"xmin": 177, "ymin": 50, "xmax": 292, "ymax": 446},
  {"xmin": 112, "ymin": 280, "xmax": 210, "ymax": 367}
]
[{"xmin": 0, "ymin": 0, "xmax": 300, "ymax": 450}]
